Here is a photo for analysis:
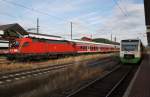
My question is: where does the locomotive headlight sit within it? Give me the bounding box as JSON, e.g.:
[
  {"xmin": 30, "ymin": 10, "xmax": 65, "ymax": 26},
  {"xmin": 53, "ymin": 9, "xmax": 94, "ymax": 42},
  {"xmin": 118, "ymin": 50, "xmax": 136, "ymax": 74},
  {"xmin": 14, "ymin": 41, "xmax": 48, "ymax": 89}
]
[{"xmin": 14, "ymin": 49, "xmax": 19, "ymax": 53}]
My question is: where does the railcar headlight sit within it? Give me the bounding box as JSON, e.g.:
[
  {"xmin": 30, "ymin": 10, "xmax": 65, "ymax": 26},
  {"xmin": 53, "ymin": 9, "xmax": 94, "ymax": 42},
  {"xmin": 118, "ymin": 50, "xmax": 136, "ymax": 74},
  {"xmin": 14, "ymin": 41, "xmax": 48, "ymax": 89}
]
[{"xmin": 120, "ymin": 52, "xmax": 123, "ymax": 56}]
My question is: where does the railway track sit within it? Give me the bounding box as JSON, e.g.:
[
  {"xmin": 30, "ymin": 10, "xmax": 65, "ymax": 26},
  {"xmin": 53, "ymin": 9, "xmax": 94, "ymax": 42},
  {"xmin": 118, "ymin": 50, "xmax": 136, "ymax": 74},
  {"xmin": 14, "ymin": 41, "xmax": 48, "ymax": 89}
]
[
  {"xmin": 66, "ymin": 65, "xmax": 138, "ymax": 97},
  {"xmin": 0, "ymin": 59, "xmax": 12, "ymax": 64},
  {"xmin": 0, "ymin": 55, "xmax": 114, "ymax": 65},
  {"xmin": 0, "ymin": 57, "xmax": 116, "ymax": 85}
]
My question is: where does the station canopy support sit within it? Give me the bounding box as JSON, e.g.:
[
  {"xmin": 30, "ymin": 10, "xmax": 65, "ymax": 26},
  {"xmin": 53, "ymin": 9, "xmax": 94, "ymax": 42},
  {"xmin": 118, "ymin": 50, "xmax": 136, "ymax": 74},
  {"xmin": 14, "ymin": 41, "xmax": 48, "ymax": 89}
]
[{"xmin": 144, "ymin": 0, "xmax": 150, "ymax": 46}]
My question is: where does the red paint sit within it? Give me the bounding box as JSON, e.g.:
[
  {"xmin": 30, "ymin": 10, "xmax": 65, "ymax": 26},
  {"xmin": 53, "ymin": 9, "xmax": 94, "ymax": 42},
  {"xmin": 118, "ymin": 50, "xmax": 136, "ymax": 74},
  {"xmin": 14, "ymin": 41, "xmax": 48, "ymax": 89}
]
[{"xmin": 9, "ymin": 37, "xmax": 119, "ymax": 56}]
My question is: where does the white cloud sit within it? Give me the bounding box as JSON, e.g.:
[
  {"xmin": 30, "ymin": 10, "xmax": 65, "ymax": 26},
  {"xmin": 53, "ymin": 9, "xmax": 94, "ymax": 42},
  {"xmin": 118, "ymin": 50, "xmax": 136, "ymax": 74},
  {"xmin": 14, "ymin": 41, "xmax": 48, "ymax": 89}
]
[
  {"xmin": 31, "ymin": 0, "xmax": 93, "ymax": 14},
  {"xmin": 97, "ymin": 1, "xmax": 147, "ymax": 45},
  {"xmin": 0, "ymin": 0, "xmax": 147, "ymax": 45}
]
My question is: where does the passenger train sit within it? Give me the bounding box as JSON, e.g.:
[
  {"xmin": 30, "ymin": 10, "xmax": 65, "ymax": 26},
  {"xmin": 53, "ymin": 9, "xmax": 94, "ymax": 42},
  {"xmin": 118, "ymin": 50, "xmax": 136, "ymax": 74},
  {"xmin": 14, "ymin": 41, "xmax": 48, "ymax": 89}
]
[
  {"xmin": 120, "ymin": 39, "xmax": 144, "ymax": 64},
  {"xmin": 7, "ymin": 33, "xmax": 119, "ymax": 60}
]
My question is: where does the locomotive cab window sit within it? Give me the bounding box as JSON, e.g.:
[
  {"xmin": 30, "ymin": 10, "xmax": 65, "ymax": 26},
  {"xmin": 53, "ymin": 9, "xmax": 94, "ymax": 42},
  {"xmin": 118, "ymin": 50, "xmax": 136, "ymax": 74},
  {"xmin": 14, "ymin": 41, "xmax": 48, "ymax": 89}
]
[
  {"xmin": 11, "ymin": 41, "xmax": 20, "ymax": 48},
  {"xmin": 23, "ymin": 42, "xmax": 29, "ymax": 47}
]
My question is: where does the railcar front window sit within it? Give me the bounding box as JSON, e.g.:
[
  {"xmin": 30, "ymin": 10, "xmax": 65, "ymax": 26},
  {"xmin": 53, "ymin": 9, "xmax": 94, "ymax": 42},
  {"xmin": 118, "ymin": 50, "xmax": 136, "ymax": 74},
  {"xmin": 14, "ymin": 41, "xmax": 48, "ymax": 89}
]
[{"xmin": 121, "ymin": 44, "xmax": 138, "ymax": 51}]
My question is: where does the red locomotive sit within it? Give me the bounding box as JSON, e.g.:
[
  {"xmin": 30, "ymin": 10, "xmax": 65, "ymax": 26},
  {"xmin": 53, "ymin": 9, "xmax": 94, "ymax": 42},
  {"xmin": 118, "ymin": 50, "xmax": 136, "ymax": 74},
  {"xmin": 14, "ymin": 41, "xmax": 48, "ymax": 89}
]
[{"xmin": 7, "ymin": 33, "xmax": 119, "ymax": 60}]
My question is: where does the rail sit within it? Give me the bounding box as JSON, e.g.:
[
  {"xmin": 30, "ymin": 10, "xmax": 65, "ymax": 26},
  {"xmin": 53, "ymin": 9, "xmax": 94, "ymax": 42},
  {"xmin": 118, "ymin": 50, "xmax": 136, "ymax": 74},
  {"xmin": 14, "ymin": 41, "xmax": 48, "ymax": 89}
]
[{"xmin": 66, "ymin": 65, "xmax": 137, "ymax": 97}]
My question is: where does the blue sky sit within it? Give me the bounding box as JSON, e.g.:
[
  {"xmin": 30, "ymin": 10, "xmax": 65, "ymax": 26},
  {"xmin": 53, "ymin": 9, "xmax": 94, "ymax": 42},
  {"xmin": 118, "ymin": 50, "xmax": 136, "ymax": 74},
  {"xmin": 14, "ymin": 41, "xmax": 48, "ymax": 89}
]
[{"xmin": 0, "ymin": 0, "xmax": 147, "ymax": 45}]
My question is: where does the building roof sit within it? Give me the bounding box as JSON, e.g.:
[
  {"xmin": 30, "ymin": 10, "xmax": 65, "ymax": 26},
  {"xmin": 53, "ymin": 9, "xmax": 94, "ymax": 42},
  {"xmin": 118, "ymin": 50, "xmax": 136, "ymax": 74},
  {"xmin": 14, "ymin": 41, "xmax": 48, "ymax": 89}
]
[
  {"xmin": 81, "ymin": 37, "xmax": 92, "ymax": 41},
  {"xmin": 0, "ymin": 23, "xmax": 28, "ymax": 35}
]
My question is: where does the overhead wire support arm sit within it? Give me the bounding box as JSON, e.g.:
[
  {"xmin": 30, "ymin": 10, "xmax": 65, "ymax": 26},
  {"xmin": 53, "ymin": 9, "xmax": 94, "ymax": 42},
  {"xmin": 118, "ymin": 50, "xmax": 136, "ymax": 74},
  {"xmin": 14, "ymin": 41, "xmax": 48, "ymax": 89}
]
[{"xmin": 37, "ymin": 18, "xmax": 39, "ymax": 34}]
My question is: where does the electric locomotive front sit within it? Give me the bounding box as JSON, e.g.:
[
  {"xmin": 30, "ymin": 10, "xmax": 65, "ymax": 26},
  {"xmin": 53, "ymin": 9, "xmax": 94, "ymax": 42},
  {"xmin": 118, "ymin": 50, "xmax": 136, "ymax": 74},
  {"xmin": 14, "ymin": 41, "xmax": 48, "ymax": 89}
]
[{"xmin": 7, "ymin": 37, "xmax": 31, "ymax": 59}]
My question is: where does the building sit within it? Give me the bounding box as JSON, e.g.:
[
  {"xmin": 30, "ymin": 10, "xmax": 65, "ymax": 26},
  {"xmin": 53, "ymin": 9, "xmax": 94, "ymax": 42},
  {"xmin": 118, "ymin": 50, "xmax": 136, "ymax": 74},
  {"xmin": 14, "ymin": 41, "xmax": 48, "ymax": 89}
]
[
  {"xmin": 144, "ymin": 0, "xmax": 150, "ymax": 46},
  {"xmin": 0, "ymin": 23, "xmax": 28, "ymax": 41},
  {"xmin": 81, "ymin": 37, "xmax": 92, "ymax": 41}
]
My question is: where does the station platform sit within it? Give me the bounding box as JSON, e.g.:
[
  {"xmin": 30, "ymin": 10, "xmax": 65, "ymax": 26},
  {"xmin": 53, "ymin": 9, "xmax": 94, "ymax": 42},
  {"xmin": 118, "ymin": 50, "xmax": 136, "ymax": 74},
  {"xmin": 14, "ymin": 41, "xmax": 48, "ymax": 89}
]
[{"xmin": 123, "ymin": 53, "xmax": 150, "ymax": 97}]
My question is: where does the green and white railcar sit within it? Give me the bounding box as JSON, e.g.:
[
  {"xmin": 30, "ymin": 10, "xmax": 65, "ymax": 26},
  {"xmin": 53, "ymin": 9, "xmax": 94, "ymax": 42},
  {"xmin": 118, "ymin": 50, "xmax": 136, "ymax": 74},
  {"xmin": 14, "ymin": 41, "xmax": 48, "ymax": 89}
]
[{"xmin": 120, "ymin": 39, "xmax": 143, "ymax": 64}]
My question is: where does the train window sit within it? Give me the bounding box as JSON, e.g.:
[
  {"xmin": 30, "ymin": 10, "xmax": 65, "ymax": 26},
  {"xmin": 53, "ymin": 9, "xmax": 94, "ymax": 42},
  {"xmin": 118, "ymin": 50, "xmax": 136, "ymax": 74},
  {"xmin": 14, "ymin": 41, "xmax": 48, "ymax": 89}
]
[
  {"xmin": 23, "ymin": 42, "xmax": 29, "ymax": 47},
  {"xmin": 82, "ymin": 46, "xmax": 84, "ymax": 50},
  {"xmin": 86, "ymin": 46, "xmax": 88, "ymax": 50},
  {"xmin": 83, "ymin": 46, "xmax": 86, "ymax": 50},
  {"xmin": 81, "ymin": 46, "xmax": 87, "ymax": 50},
  {"xmin": 84, "ymin": 46, "xmax": 86, "ymax": 50},
  {"xmin": 82, "ymin": 46, "xmax": 84, "ymax": 49},
  {"xmin": 95, "ymin": 47, "xmax": 98, "ymax": 50},
  {"xmin": 93, "ymin": 47, "xmax": 95, "ymax": 50}
]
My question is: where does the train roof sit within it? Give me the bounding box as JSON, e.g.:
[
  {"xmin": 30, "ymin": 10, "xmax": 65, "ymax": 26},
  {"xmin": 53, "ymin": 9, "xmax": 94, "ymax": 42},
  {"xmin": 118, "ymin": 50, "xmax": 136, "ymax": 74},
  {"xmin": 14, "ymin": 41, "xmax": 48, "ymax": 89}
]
[
  {"xmin": 26, "ymin": 32, "xmax": 65, "ymax": 40},
  {"xmin": 68, "ymin": 39, "xmax": 117, "ymax": 46},
  {"xmin": 121, "ymin": 39, "xmax": 142, "ymax": 44},
  {"xmin": 121, "ymin": 39, "xmax": 141, "ymax": 41}
]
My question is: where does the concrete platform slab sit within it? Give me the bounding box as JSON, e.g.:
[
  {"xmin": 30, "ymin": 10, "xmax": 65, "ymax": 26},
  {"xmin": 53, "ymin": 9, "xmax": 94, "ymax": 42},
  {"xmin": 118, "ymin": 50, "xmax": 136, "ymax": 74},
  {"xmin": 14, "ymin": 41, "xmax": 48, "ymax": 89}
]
[{"xmin": 123, "ymin": 54, "xmax": 150, "ymax": 97}]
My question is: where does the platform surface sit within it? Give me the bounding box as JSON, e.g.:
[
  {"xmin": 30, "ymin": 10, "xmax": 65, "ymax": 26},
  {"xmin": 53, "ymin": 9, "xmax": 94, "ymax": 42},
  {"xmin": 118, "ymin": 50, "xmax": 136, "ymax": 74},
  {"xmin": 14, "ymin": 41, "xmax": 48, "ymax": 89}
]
[{"xmin": 123, "ymin": 53, "xmax": 150, "ymax": 97}]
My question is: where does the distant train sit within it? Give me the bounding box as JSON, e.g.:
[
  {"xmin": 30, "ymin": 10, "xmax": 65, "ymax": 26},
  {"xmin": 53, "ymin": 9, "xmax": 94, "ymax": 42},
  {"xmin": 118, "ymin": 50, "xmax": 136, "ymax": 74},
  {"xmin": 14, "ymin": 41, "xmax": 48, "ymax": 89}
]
[
  {"xmin": 7, "ymin": 33, "xmax": 119, "ymax": 60},
  {"xmin": 120, "ymin": 39, "xmax": 144, "ymax": 64}
]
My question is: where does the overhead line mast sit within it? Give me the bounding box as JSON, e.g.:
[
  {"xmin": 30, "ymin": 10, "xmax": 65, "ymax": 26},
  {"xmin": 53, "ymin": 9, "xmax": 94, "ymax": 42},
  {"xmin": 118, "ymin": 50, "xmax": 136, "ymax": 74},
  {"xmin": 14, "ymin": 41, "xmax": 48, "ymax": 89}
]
[
  {"xmin": 71, "ymin": 22, "xmax": 73, "ymax": 40},
  {"xmin": 37, "ymin": 18, "xmax": 39, "ymax": 34}
]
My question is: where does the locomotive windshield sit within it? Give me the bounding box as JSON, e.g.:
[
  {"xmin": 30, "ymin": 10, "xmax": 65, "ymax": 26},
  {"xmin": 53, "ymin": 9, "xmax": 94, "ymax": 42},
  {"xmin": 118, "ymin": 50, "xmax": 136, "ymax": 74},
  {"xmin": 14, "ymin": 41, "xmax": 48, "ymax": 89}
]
[
  {"xmin": 11, "ymin": 41, "xmax": 20, "ymax": 48},
  {"xmin": 121, "ymin": 41, "xmax": 139, "ymax": 51}
]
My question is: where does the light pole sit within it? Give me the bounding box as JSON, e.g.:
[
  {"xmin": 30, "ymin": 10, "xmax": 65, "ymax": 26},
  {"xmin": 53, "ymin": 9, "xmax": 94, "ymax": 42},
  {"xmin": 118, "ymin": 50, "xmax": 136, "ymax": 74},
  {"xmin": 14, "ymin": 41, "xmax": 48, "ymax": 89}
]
[
  {"xmin": 70, "ymin": 22, "xmax": 72, "ymax": 40},
  {"xmin": 37, "ymin": 18, "xmax": 39, "ymax": 34}
]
